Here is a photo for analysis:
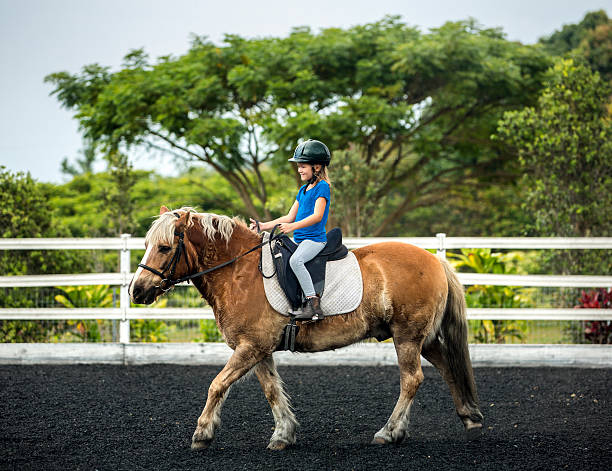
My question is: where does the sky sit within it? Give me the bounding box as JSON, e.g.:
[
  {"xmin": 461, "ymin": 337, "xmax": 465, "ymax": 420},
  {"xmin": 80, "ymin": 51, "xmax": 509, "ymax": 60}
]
[{"xmin": 1, "ymin": 0, "xmax": 610, "ymax": 184}]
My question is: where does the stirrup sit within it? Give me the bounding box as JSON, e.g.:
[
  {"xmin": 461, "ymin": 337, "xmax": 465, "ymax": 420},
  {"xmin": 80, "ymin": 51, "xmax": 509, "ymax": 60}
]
[{"xmin": 293, "ymin": 309, "xmax": 315, "ymax": 320}]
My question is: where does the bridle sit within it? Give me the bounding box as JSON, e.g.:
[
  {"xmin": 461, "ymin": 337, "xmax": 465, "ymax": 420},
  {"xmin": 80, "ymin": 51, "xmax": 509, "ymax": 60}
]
[
  {"xmin": 137, "ymin": 231, "xmax": 188, "ymax": 292},
  {"xmin": 137, "ymin": 223, "xmax": 280, "ymax": 292}
]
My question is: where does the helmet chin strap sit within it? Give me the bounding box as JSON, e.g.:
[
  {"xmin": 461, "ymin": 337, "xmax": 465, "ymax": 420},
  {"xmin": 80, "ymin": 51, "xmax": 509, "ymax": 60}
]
[{"xmin": 308, "ymin": 167, "xmax": 321, "ymax": 185}]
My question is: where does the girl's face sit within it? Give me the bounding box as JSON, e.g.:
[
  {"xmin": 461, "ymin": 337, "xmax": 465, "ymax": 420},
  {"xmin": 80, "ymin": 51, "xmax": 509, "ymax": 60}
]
[{"xmin": 297, "ymin": 163, "xmax": 314, "ymax": 181}]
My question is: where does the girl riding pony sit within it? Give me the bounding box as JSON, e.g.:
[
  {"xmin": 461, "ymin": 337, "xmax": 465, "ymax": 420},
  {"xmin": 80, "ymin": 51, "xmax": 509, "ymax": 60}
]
[{"xmin": 250, "ymin": 139, "xmax": 331, "ymax": 320}]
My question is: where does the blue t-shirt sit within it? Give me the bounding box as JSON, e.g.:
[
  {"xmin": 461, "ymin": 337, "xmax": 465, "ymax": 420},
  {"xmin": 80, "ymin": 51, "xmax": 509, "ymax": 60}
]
[{"xmin": 293, "ymin": 181, "xmax": 331, "ymax": 243}]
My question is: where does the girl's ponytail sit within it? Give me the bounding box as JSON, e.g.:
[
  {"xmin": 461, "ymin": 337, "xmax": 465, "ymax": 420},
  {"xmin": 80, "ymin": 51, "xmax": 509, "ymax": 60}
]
[{"xmin": 316, "ymin": 166, "xmax": 331, "ymax": 186}]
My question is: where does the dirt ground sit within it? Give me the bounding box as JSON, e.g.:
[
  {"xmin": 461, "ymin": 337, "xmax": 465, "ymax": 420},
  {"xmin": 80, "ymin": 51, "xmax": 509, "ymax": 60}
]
[{"xmin": 1, "ymin": 364, "xmax": 610, "ymax": 470}]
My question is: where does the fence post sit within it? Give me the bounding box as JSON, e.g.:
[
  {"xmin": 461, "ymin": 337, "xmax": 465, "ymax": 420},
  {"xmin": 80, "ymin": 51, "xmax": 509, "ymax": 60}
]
[
  {"xmin": 119, "ymin": 234, "xmax": 131, "ymax": 344},
  {"xmin": 436, "ymin": 233, "xmax": 447, "ymax": 259}
]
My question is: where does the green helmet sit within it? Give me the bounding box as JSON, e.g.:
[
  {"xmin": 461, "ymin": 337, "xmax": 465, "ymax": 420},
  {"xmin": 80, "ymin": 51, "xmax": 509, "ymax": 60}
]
[{"xmin": 288, "ymin": 139, "xmax": 331, "ymax": 166}]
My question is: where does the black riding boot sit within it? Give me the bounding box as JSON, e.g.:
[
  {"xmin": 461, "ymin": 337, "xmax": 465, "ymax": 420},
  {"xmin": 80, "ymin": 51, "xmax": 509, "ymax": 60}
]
[{"xmin": 294, "ymin": 296, "xmax": 325, "ymax": 321}]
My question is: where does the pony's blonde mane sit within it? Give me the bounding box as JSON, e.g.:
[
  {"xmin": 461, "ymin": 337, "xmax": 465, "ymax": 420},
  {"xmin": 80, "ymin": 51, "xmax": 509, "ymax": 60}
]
[{"xmin": 145, "ymin": 207, "xmax": 239, "ymax": 246}]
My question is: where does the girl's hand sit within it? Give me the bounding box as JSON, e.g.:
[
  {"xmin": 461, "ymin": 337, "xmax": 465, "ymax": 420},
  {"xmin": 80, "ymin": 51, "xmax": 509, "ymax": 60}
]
[
  {"xmin": 249, "ymin": 218, "xmax": 262, "ymax": 232},
  {"xmin": 278, "ymin": 223, "xmax": 294, "ymax": 234}
]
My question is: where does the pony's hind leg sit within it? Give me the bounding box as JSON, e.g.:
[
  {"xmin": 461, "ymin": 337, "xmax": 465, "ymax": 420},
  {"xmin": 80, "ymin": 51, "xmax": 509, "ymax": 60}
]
[
  {"xmin": 422, "ymin": 336, "xmax": 484, "ymax": 439},
  {"xmin": 430, "ymin": 257, "xmax": 484, "ymax": 439},
  {"xmin": 254, "ymin": 355, "xmax": 298, "ymax": 450},
  {"xmin": 373, "ymin": 338, "xmax": 424, "ymax": 445},
  {"xmin": 191, "ymin": 344, "xmax": 264, "ymax": 450}
]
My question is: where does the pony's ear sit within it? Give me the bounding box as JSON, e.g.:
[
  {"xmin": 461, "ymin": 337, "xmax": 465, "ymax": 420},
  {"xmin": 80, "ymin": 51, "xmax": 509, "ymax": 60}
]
[
  {"xmin": 175, "ymin": 211, "xmax": 191, "ymax": 233},
  {"xmin": 160, "ymin": 206, "xmax": 170, "ymax": 215}
]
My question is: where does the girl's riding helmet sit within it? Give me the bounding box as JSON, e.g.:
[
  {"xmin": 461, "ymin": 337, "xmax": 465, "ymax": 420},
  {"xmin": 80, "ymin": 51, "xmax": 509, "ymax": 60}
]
[{"xmin": 288, "ymin": 139, "xmax": 331, "ymax": 166}]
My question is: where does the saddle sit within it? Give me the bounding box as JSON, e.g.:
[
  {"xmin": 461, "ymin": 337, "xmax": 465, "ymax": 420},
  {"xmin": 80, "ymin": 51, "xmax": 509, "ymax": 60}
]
[{"xmin": 270, "ymin": 228, "xmax": 348, "ymax": 311}]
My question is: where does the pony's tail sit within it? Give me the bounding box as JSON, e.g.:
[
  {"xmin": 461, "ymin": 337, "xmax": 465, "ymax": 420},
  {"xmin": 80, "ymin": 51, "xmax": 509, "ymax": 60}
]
[{"xmin": 439, "ymin": 259, "xmax": 483, "ymax": 423}]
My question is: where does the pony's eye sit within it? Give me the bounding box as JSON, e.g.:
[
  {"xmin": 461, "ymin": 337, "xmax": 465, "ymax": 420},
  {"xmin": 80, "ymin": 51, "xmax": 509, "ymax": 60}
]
[{"xmin": 158, "ymin": 245, "xmax": 172, "ymax": 253}]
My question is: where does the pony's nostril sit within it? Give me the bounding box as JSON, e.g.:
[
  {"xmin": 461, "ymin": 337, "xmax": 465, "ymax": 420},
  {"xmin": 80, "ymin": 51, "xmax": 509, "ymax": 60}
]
[{"xmin": 133, "ymin": 286, "xmax": 143, "ymax": 300}]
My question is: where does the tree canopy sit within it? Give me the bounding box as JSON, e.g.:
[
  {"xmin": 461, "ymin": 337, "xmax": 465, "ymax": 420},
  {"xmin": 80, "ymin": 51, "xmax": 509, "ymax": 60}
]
[
  {"xmin": 496, "ymin": 59, "xmax": 611, "ymax": 238},
  {"xmin": 0, "ymin": 167, "xmax": 90, "ymax": 342},
  {"xmin": 0, "ymin": 167, "xmax": 85, "ymax": 275},
  {"xmin": 46, "ymin": 16, "xmax": 552, "ymax": 235},
  {"xmin": 539, "ymin": 10, "xmax": 612, "ymax": 82}
]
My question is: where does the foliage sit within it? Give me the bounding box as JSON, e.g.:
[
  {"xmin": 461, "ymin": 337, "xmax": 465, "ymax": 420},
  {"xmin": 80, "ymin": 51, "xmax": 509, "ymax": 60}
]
[
  {"xmin": 449, "ymin": 248, "xmax": 533, "ymax": 343},
  {"xmin": 496, "ymin": 59, "xmax": 611, "ymax": 237},
  {"xmin": 54, "ymin": 285, "xmax": 114, "ymax": 308},
  {"xmin": 195, "ymin": 320, "xmax": 223, "ymax": 342},
  {"xmin": 58, "ymin": 149, "xmax": 138, "ymax": 238},
  {"xmin": 45, "ymin": 17, "xmax": 552, "ymax": 234},
  {"xmin": 160, "ymin": 287, "xmax": 222, "ymax": 342},
  {"xmin": 129, "ymin": 294, "xmax": 169, "ymax": 342},
  {"xmin": 101, "ymin": 151, "xmax": 136, "ymax": 236},
  {"xmin": 572, "ymin": 289, "xmax": 612, "ymax": 344},
  {"xmin": 329, "ymin": 147, "xmax": 396, "ymax": 236},
  {"xmin": 53, "ymin": 285, "xmax": 171, "ymax": 342},
  {"xmin": 61, "ymin": 139, "xmax": 97, "ymax": 177},
  {"xmin": 0, "ymin": 319, "xmax": 51, "ymax": 343},
  {"xmin": 539, "ymin": 10, "xmax": 609, "ymax": 54},
  {"xmin": 496, "ymin": 59, "xmax": 612, "ymax": 274},
  {"xmin": 397, "ymin": 184, "xmax": 530, "ymax": 236},
  {"xmin": 129, "ymin": 319, "xmax": 169, "ymax": 342},
  {"xmin": 54, "ymin": 285, "xmax": 114, "ymax": 342},
  {"xmin": 0, "ymin": 167, "xmax": 90, "ymax": 342},
  {"xmin": 49, "ymin": 166, "xmax": 293, "ymax": 243},
  {"xmin": 576, "ymin": 19, "xmax": 612, "ymax": 83},
  {"xmin": 539, "ymin": 10, "xmax": 612, "ymax": 82},
  {"xmin": 0, "ymin": 167, "xmax": 86, "ymax": 273}
]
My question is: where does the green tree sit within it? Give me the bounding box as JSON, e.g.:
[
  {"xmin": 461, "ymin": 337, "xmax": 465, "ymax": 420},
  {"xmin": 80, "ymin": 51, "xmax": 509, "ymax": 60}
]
[
  {"xmin": 61, "ymin": 139, "xmax": 97, "ymax": 177},
  {"xmin": 496, "ymin": 59, "xmax": 612, "ymax": 274},
  {"xmin": 0, "ymin": 167, "xmax": 86, "ymax": 274},
  {"xmin": 0, "ymin": 167, "xmax": 89, "ymax": 341},
  {"xmin": 496, "ymin": 59, "xmax": 611, "ymax": 238},
  {"xmin": 101, "ymin": 151, "xmax": 136, "ymax": 236},
  {"xmin": 329, "ymin": 146, "xmax": 396, "ymax": 236},
  {"xmin": 577, "ymin": 19, "xmax": 612, "ymax": 83},
  {"xmin": 540, "ymin": 10, "xmax": 609, "ymax": 55},
  {"xmin": 45, "ymin": 17, "xmax": 551, "ymax": 235},
  {"xmin": 540, "ymin": 10, "xmax": 612, "ymax": 82},
  {"xmin": 395, "ymin": 183, "xmax": 530, "ymax": 236},
  {"xmin": 48, "ymin": 166, "xmax": 294, "ymax": 241}
]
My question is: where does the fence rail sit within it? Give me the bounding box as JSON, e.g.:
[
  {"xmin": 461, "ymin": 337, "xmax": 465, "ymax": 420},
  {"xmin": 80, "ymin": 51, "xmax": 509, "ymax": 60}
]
[
  {"xmin": 1, "ymin": 234, "xmax": 611, "ymax": 345},
  {"xmin": 3, "ymin": 236, "xmax": 612, "ymax": 251},
  {"xmin": 1, "ymin": 307, "xmax": 611, "ymax": 321},
  {"xmin": 3, "ymin": 272, "xmax": 612, "ymax": 288}
]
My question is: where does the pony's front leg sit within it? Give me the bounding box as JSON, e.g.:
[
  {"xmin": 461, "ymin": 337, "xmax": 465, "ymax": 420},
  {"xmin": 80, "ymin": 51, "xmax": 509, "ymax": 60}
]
[
  {"xmin": 254, "ymin": 355, "xmax": 298, "ymax": 450},
  {"xmin": 192, "ymin": 344, "xmax": 264, "ymax": 450},
  {"xmin": 373, "ymin": 339, "xmax": 424, "ymax": 445}
]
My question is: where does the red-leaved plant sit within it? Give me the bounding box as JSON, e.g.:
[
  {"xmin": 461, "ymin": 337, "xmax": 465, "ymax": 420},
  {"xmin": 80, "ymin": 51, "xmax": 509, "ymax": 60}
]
[{"xmin": 575, "ymin": 289, "xmax": 612, "ymax": 344}]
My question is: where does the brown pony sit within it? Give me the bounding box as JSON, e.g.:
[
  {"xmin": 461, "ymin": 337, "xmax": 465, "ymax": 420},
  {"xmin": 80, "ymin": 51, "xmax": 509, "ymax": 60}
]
[{"xmin": 129, "ymin": 207, "xmax": 483, "ymax": 450}]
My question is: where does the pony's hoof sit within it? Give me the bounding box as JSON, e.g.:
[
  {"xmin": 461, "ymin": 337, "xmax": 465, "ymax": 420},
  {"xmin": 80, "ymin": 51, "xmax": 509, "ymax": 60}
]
[
  {"xmin": 371, "ymin": 436, "xmax": 388, "ymax": 445},
  {"xmin": 191, "ymin": 431, "xmax": 213, "ymax": 450},
  {"xmin": 191, "ymin": 439, "xmax": 212, "ymax": 450},
  {"xmin": 465, "ymin": 425, "xmax": 483, "ymax": 441},
  {"xmin": 267, "ymin": 440, "xmax": 290, "ymax": 450},
  {"xmin": 192, "ymin": 427, "xmax": 214, "ymax": 450}
]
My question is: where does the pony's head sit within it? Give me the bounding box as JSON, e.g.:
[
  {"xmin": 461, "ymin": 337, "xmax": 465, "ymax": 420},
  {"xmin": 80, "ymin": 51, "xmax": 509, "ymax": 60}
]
[{"xmin": 129, "ymin": 206, "xmax": 236, "ymax": 304}]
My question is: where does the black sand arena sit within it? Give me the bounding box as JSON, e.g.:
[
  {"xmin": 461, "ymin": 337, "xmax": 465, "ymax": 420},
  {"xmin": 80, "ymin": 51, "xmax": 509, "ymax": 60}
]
[{"xmin": 1, "ymin": 364, "xmax": 610, "ymax": 470}]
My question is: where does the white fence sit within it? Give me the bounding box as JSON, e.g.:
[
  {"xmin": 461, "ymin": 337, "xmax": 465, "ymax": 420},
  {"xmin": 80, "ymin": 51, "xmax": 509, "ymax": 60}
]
[{"xmin": 1, "ymin": 234, "xmax": 611, "ymax": 365}]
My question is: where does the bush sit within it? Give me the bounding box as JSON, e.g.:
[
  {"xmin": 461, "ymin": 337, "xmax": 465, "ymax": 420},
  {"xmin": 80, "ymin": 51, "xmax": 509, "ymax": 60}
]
[
  {"xmin": 0, "ymin": 167, "xmax": 91, "ymax": 342},
  {"xmin": 53, "ymin": 285, "xmax": 115, "ymax": 342},
  {"xmin": 572, "ymin": 289, "xmax": 612, "ymax": 344},
  {"xmin": 196, "ymin": 320, "xmax": 223, "ymax": 342},
  {"xmin": 448, "ymin": 248, "xmax": 533, "ymax": 343}
]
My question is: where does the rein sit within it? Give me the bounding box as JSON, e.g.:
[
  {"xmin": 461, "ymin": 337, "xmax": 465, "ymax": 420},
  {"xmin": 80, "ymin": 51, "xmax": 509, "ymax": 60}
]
[{"xmin": 138, "ymin": 225, "xmax": 280, "ymax": 292}]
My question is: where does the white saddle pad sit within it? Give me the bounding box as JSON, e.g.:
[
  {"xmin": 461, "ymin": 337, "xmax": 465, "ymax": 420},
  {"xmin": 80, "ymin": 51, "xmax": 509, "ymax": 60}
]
[{"xmin": 260, "ymin": 233, "xmax": 363, "ymax": 317}]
